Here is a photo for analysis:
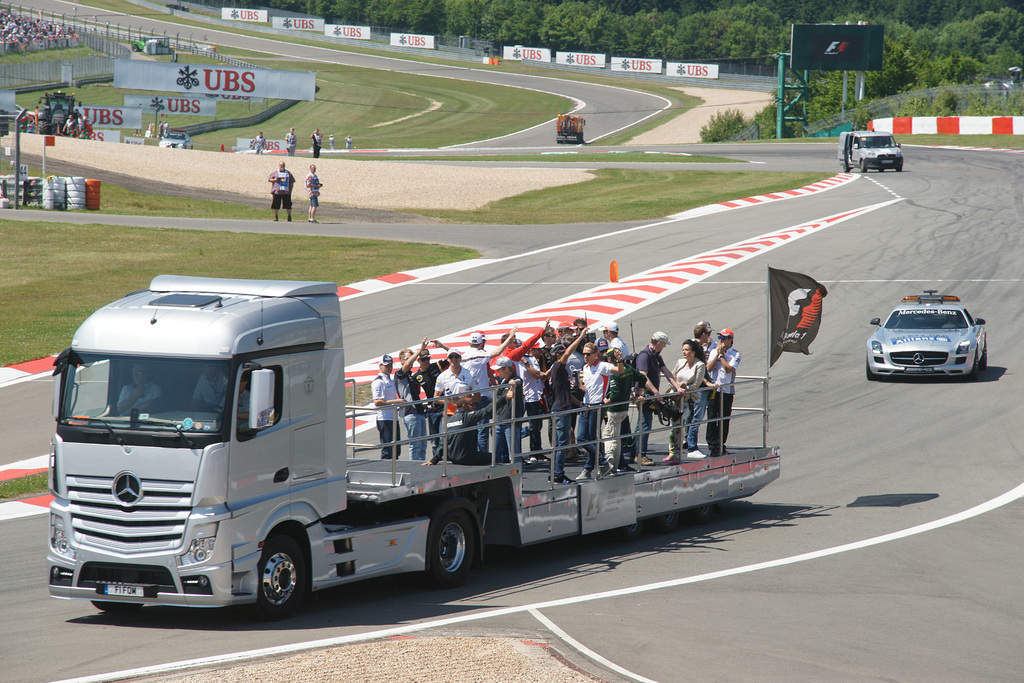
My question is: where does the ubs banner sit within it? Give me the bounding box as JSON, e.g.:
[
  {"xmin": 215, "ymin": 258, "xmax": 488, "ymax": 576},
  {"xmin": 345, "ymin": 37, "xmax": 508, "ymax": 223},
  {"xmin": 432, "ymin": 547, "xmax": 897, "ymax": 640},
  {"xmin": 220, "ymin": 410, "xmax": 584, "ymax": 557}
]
[
  {"xmin": 502, "ymin": 46, "xmax": 551, "ymax": 62},
  {"xmin": 556, "ymin": 51, "xmax": 606, "ymax": 68},
  {"xmin": 124, "ymin": 94, "xmax": 217, "ymax": 116},
  {"xmin": 390, "ymin": 33, "xmax": 435, "ymax": 49},
  {"xmin": 81, "ymin": 106, "xmax": 143, "ymax": 129},
  {"xmin": 610, "ymin": 57, "xmax": 663, "ymax": 73},
  {"xmin": 666, "ymin": 62, "xmax": 720, "ymax": 79},
  {"xmin": 114, "ymin": 61, "xmax": 316, "ymax": 101},
  {"xmin": 271, "ymin": 17, "xmax": 324, "ymax": 31},
  {"xmin": 324, "ymin": 24, "xmax": 370, "ymax": 39},
  {"xmin": 220, "ymin": 8, "xmax": 267, "ymax": 22}
]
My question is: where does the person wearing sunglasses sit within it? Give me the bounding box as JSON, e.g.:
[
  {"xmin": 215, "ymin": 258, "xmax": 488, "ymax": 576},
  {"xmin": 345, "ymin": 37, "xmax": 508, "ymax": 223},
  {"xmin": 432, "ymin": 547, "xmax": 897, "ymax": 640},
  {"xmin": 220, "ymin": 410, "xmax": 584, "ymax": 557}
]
[{"xmin": 706, "ymin": 328, "xmax": 741, "ymax": 457}]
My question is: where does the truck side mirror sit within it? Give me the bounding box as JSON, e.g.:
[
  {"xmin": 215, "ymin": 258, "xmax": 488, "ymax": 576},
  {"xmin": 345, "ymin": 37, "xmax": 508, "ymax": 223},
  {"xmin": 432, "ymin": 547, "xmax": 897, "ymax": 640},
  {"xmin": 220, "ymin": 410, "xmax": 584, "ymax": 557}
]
[
  {"xmin": 249, "ymin": 369, "xmax": 276, "ymax": 430},
  {"xmin": 53, "ymin": 374, "xmax": 62, "ymax": 419}
]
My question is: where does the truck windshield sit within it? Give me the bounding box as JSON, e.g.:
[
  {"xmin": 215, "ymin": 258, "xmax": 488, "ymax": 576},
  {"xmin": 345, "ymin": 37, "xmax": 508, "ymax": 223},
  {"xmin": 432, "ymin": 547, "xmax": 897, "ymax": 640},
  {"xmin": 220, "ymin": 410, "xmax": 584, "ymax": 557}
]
[{"xmin": 59, "ymin": 354, "xmax": 232, "ymax": 434}]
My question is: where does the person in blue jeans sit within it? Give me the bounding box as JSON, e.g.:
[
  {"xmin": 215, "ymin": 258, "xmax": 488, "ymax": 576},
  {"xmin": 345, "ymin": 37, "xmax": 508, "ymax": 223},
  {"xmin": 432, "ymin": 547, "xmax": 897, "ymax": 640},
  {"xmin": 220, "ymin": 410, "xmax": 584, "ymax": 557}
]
[
  {"xmin": 547, "ymin": 333, "xmax": 588, "ymax": 484},
  {"xmin": 492, "ymin": 356, "xmax": 524, "ymax": 463},
  {"xmin": 575, "ymin": 338, "xmax": 627, "ymax": 480}
]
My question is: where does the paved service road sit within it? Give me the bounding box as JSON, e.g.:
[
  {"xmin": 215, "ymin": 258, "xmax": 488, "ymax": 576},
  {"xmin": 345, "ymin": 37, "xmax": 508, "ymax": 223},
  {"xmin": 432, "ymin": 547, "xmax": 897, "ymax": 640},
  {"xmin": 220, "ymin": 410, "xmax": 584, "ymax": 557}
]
[{"xmin": 4, "ymin": 144, "xmax": 1024, "ymax": 682}]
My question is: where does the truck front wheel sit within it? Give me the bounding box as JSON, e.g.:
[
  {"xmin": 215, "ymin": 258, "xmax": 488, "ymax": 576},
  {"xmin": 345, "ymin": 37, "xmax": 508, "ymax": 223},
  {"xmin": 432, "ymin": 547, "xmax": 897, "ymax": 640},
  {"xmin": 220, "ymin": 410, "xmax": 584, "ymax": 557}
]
[
  {"xmin": 426, "ymin": 509, "xmax": 474, "ymax": 588},
  {"xmin": 255, "ymin": 535, "xmax": 307, "ymax": 620}
]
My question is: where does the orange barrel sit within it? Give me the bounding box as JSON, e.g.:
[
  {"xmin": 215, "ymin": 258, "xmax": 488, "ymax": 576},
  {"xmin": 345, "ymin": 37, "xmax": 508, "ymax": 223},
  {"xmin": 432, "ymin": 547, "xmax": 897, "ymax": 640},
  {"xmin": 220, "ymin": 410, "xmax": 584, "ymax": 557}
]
[{"xmin": 85, "ymin": 179, "xmax": 101, "ymax": 210}]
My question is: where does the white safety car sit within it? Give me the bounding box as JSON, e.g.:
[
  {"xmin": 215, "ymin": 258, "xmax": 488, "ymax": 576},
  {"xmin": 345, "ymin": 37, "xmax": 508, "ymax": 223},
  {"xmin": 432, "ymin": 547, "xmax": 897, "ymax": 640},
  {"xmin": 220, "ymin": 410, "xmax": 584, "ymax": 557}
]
[
  {"xmin": 158, "ymin": 129, "xmax": 193, "ymax": 149},
  {"xmin": 866, "ymin": 291, "xmax": 987, "ymax": 381}
]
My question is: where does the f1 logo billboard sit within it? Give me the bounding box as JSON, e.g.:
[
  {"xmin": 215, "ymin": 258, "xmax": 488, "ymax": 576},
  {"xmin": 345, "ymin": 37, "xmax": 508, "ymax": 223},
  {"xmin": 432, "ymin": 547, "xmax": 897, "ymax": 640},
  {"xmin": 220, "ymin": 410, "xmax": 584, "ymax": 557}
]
[
  {"xmin": 790, "ymin": 24, "xmax": 884, "ymax": 71},
  {"xmin": 114, "ymin": 61, "xmax": 316, "ymax": 101}
]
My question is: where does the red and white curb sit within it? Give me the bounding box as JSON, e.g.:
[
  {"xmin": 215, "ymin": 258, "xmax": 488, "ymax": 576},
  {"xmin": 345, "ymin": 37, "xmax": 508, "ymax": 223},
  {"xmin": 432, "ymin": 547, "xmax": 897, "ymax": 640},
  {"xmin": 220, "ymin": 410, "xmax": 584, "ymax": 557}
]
[{"xmin": 0, "ymin": 455, "xmax": 51, "ymax": 521}]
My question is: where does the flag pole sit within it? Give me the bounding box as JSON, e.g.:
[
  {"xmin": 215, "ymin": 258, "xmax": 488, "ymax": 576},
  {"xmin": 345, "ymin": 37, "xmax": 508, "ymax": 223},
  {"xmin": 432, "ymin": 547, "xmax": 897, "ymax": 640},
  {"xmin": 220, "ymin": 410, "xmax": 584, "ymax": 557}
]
[{"xmin": 764, "ymin": 264, "xmax": 771, "ymax": 445}]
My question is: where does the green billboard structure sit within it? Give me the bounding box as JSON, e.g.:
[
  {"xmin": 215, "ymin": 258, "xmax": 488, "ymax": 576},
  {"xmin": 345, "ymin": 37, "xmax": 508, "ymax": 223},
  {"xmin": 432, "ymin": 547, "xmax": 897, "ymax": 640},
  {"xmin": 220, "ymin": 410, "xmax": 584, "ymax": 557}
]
[{"xmin": 776, "ymin": 24, "xmax": 884, "ymax": 139}]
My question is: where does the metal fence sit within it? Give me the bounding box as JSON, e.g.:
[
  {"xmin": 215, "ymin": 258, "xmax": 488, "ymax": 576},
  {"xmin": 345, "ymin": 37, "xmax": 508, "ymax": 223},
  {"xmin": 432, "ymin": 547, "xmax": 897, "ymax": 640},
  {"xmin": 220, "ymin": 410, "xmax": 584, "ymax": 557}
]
[
  {"xmin": 0, "ymin": 56, "xmax": 115, "ymax": 89},
  {"xmin": 805, "ymin": 84, "xmax": 1024, "ymax": 136}
]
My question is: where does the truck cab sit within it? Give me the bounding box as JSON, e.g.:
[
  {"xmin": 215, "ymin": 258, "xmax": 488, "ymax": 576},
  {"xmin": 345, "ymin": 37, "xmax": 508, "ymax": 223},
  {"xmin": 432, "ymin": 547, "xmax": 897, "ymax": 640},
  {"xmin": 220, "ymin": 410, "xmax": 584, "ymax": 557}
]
[{"xmin": 839, "ymin": 130, "xmax": 903, "ymax": 173}]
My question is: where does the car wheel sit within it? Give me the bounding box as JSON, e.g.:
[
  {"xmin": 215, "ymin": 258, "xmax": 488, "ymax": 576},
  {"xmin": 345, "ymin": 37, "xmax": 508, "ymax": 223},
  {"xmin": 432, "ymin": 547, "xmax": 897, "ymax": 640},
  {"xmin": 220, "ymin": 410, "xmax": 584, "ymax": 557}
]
[
  {"xmin": 254, "ymin": 534, "xmax": 307, "ymax": 620},
  {"xmin": 968, "ymin": 352, "xmax": 980, "ymax": 381},
  {"xmin": 860, "ymin": 159, "xmax": 868, "ymax": 173},
  {"xmin": 866, "ymin": 359, "xmax": 879, "ymax": 381},
  {"xmin": 979, "ymin": 345, "xmax": 988, "ymax": 371},
  {"xmin": 426, "ymin": 509, "xmax": 475, "ymax": 588},
  {"xmin": 896, "ymin": 161, "xmax": 904, "ymax": 172}
]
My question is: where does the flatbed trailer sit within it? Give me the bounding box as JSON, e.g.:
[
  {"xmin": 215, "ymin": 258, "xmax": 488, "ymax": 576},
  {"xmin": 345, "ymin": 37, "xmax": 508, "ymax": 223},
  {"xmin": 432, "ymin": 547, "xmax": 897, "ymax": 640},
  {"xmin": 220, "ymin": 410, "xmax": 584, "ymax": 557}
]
[{"xmin": 46, "ymin": 276, "xmax": 780, "ymax": 619}]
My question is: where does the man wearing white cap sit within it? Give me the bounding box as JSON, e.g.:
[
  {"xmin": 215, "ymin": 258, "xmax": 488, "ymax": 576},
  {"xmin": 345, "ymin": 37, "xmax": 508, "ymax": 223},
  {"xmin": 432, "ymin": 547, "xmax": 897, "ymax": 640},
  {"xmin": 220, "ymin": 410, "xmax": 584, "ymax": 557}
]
[
  {"xmin": 706, "ymin": 327, "xmax": 741, "ymax": 457},
  {"xmin": 462, "ymin": 328, "xmax": 516, "ymax": 453},
  {"xmin": 371, "ymin": 355, "xmax": 403, "ymax": 459},
  {"xmin": 602, "ymin": 321, "xmax": 629, "ymax": 357}
]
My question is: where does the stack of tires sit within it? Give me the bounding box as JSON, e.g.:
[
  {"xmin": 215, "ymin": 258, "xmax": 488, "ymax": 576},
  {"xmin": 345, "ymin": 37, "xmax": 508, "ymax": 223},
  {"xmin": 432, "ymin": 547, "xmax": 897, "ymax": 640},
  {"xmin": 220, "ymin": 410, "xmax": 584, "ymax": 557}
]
[
  {"xmin": 85, "ymin": 179, "xmax": 101, "ymax": 210},
  {"xmin": 65, "ymin": 176, "xmax": 87, "ymax": 210},
  {"xmin": 44, "ymin": 177, "xmax": 66, "ymax": 210}
]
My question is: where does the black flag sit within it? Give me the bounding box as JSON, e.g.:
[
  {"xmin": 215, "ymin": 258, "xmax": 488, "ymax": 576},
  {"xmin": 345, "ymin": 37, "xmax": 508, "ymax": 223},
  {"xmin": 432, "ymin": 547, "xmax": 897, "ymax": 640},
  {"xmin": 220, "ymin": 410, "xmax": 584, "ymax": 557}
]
[{"xmin": 769, "ymin": 267, "xmax": 828, "ymax": 367}]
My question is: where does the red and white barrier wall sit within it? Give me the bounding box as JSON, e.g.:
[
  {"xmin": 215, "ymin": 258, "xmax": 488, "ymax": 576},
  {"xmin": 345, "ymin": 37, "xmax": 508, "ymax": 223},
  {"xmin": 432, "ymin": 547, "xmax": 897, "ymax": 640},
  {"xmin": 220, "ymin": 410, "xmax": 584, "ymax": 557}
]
[{"xmin": 870, "ymin": 116, "xmax": 1024, "ymax": 135}]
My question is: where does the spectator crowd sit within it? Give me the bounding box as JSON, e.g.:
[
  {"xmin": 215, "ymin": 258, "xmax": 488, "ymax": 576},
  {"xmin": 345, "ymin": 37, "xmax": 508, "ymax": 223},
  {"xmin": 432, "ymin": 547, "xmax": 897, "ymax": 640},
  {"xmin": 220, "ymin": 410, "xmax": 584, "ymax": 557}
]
[
  {"xmin": 370, "ymin": 317, "xmax": 744, "ymax": 484},
  {"xmin": 1, "ymin": 10, "xmax": 78, "ymax": 52}
]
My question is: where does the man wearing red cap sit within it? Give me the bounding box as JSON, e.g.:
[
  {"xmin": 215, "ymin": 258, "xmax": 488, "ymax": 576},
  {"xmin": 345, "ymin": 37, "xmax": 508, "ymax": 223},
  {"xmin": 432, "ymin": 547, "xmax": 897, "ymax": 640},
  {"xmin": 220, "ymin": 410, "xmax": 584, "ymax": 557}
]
[{"xmin": 706, "ymin": 327, "xmax": 741, "ymax": 457}]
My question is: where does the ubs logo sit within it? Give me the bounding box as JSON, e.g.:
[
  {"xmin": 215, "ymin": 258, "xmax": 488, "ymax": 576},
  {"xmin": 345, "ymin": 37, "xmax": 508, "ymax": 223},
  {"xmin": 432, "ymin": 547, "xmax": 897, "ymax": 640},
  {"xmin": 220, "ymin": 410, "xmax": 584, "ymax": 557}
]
[{"xmin": 112, "ymin": 472, "xmax": 143, "ymax": 506}]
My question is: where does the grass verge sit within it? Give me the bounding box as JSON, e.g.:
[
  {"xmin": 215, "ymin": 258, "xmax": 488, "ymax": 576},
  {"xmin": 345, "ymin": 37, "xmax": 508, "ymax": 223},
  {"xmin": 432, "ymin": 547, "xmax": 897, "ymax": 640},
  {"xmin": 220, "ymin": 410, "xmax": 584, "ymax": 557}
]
[
  {"xmin": 417, "ymin": 170, "xmax": 831, "ymax": 224},
  {"xmin": 0, "ymin": 223, "xmax": 478, "ymax": 366},
  {"xmin": 0, "ymin": 473, "xmax": 48, "ymax": 502}
]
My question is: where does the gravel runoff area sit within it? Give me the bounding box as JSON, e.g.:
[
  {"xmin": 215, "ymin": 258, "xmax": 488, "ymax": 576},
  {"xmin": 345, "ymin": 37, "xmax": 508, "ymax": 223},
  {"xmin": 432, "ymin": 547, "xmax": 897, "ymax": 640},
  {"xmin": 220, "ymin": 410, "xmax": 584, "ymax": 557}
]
[
  {"xmin": 154, "ymin": 637, "xmax": 603, "ymax": 683},
  {"xmin": 8, "ymin": 133, "xmax": 593, "ymax": 212},
  {"xmin": 627, "ymin": 86, "xmax": 775, "ymax": 146}
]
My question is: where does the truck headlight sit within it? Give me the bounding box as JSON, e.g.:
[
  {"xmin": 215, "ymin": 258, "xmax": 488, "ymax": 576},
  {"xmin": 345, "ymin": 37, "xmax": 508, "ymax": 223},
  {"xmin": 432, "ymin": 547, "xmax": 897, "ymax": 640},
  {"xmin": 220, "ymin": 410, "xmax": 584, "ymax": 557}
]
[
  {"xmin": 50, "ymin": 514, "xmax": 75, "ymax": 559},
  {"xmin": 178, "ymin": 524, "xmax": 218, "ymax": 567},
  {"xmin": 956, "ymin": 340, "xmax": 971, "ymax": 355},
  {"xmin": 870, "ymin": 341, "xmax": 883, "ymax": 354}
]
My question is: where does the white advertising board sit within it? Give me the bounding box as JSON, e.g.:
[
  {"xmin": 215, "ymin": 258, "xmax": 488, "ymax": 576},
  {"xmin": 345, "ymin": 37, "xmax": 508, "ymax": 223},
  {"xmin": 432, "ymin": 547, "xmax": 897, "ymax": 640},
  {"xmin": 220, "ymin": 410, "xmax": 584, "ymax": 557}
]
[
  {"xmin": 666, "ymin": 62, "xmax": 720, "ymax": 79},
  {"xmin": 271, "ymin": 17, "xmax": 324, "ymax": 31},
  {"xmin": 556, "ymin": 51, "xmax": 606, "ymax": 68},
  {"xmin": 124, "ymin": 94, "xmax": 217, "ymax": 116},
  {"xmin": 115, "ymin": 61, "xmax": 316, "ymax": 101},
  {"xmin": 324, "ymin": 24, "xmax": 370, "ymax": 40},
  {"xmin": 502, "ymin": 46, "xmax": 551, "ymax": 62},
  {"xmin": 390, "ymin": 33, "xmax": 435, "ymax": 50},
  {"xmin": 236, "ymin": 137, "xmax": 288, "ymax": 152},
  {"xmin": 220, "ymin": 8, "xmax": 267, "ymax": 22},
  {"xmin": 80, "ymin": 106, "xmax": 143, "ymax": 129},
  {"xmin": 87, "ymin": 130, "xmax": 121, "ymax": 143},
  {"xmin": 610, "ymin": 57, "xmax": 663, "ymax": 74},
  {"xmin": 0, "ymin": 90, "xmax": 15, "ymax": 110}
]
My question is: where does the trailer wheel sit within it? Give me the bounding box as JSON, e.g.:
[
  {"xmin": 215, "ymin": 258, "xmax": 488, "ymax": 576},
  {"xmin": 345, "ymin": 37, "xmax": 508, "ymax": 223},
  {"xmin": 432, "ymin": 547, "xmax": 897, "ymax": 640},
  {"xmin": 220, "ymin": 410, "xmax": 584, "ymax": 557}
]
[
  {"xmin": 254, "ymin": 535, "xmax": 306, "ymax": 620},
  {"xmin": 689, "ymin": 503, "xmax": 715, "ymax": 524},
  {"xmin": 426, "ymin": 509, "xmax": 474, "ymax": 589},
  {"xmin": 653, "ymin": 511, "xmax": 680, "ymax": 534},
  {"xmin": 91, "ymin": 600, "xmax": 143, "ymax": 614},
  {"xmin": 617, "ymin": 519, "xmax": 644, "ymax": 542}
]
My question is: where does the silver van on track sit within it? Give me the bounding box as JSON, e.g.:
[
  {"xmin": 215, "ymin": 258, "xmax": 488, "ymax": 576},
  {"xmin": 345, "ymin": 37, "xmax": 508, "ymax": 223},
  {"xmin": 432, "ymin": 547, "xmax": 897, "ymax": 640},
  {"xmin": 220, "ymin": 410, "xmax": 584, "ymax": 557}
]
[{"xmin": 839, "ymin": 130, "xmax": 904, "ymax": 172}]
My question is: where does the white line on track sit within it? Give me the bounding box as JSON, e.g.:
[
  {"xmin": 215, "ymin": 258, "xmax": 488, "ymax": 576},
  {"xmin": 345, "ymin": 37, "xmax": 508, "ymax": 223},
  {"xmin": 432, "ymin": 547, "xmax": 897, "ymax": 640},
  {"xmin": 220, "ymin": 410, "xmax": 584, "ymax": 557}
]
[{"xmin": 53, "ymin": 479, "xmax": 1024, "ymax": 683}]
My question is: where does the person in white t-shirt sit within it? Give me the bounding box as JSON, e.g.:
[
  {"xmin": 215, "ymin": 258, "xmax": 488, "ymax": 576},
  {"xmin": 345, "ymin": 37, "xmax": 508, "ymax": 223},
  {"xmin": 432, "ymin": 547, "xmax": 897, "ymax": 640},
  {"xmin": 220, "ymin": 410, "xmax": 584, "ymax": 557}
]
[
  {"xmin": 576, "ymin": 338, "xmax": 627, "ymax": 480},
  {"xmin": 705, "ymin": 327, "xmax": 741, "ymax": 457}
]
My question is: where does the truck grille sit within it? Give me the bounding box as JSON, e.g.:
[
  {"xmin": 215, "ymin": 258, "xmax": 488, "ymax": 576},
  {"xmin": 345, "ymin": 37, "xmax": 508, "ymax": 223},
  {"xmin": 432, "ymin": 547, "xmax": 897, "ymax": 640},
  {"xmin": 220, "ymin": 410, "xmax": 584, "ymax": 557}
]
[
  {"xmin": 65, "ymin": 474, "xmax": 194, "ymax": 553},
  {"xmin": 889, "ymin": 351, "xmax": 948, "ymax": 366}
]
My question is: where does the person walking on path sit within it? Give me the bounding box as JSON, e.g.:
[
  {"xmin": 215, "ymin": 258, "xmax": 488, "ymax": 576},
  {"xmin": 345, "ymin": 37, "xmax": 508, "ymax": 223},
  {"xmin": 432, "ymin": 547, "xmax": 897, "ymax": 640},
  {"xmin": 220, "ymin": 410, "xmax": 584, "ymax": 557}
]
[
  {"xmin": 310, "ymin": 129, "xmax": 322, "ymax": 158},
  {"xmin": 304, "ymin": 164, "xmax": 321, "ymax": 223},
  {"xmin": 268, "ymin": 160, "xmax": 295, "ymax": 222},
  {"xmin": 346, "ymin": 135, "xmax": 353, "ymax": 150},
  {"xmin": 329, "ymin": 134, "xmax": 335, "ymax": 150},
  {"xmin": 285, "ymin": 127, "xmax": 297, "ymax": 156}
]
